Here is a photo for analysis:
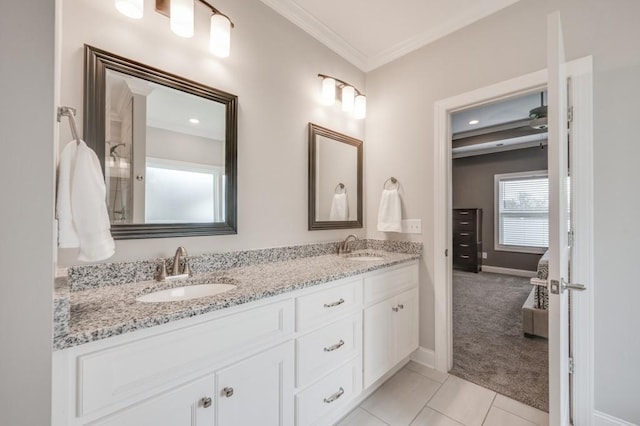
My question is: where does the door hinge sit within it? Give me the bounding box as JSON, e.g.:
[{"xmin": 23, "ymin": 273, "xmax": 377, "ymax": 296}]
[
  {"xmin": 568, "ymin": 357, "xmax": 575, "ymax": 375},
  {"xmin": 568, "ymin": 229, "xmax": 574, "ymax": 247},
  {"xmin": 445, "ymin": 249, "xmax": 449, "ymax": 257},
  {"xmin": 568, "ymin": 106, "xmax": 574, "ymax": 123}
]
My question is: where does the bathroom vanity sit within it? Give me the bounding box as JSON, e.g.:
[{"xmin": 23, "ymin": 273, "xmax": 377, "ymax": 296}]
[{"xmin": 52, "ymin": 244, "xmax": 420, "ymax": 426}]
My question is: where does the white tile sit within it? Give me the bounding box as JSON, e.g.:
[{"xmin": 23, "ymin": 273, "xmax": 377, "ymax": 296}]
[
  {"xmin": 361, "ymin": 369, "xmax": 442, "ymax": 426},
  {"xmin": 411, "ymin": 407, "xmax": 464, "ymax": 426},
  {"xmin": 483, "ymin": 407, "xmax": 536, "ymax": 426},
  {"xmin": 427, "ymin": 375, "xmax": 496, "ymax": 426},
  {"xmin": 338, "ymin": 408, "xmax": 388, "ymax": 426},
  {"xmin": 405, "ymin": 361, "xmax": 449, "ymax": 384},
  {"xmin": 492, "ymin": 394, "xmax": 548, "ymax": 426}
]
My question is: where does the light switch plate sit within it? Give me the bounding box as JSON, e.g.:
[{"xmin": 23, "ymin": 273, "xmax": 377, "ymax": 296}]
[
  {"xmin": 401, "ymin": 219, "xmax": 422, "ymax": 234},
  {"xmin": 482, "ymin": 252, "xmax": 487, "ymax": 259}
]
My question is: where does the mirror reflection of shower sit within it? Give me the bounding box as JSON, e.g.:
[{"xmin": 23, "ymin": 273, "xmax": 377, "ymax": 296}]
[{"xmin": 107, "ymin": 141, "xmax": 131, "ymax": 223}]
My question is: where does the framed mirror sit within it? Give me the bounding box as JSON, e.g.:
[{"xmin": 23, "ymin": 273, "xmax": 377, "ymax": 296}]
[
  {"xmin": 84, "ymin": 45, "xmax": 237, "ymax": 239},
  {"xmin": 308, "ymin": 123, "xmax": 363, "ymax": 230}
]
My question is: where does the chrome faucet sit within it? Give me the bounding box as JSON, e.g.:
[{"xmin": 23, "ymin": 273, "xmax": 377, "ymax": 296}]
[
  {"xmin": 171, "ymin": 246, "xmax": 190, "ymax": 277},
  {"xmin": 338, "ymin": 234, "xmax": 358, "ymax": 255}
]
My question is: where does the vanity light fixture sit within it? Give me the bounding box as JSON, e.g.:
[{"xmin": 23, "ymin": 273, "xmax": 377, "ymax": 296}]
[
  {"xmin": 117, "ymin": 0, "xmax": 234, "ymax": 57},
  {"xmin": 116, "ymin": 0, "xmax": 144, "ymax": 19},
  {"xmin": 318, "ymin": 74, "xmax": 366, "ymax": 119}
]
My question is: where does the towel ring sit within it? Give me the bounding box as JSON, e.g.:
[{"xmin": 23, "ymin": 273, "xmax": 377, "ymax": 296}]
[
  {"xmin": 334, "ymin": 183, "xmax": 347, "ymax": 194},
  {"xmin": 383, "ymin": 177, "xmax": 399, "ymax": 190}
]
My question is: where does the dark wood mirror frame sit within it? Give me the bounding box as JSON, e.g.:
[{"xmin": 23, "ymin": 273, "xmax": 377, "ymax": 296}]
[
  {"xmin": 84, "ymin": 45, "xmax": 237, "ymax": 239},
  {"xmin": 308, "ymin": 123, "xmax": 363, "ymax": 230}
]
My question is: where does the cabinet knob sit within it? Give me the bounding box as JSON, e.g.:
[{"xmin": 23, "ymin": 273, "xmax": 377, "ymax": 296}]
[
  {"xmin": 392, "ymin": 306, "xmax": 399, "ymax": 312},
  {"xmin": 201, "ymin": 397, "xmax": 212, "ymax": 408},
  {"xmin": 398, "ymin": 304, "xmax": 404, "ymax": 310},
  {"xmin": 222, "ymin": 387, "xmax": 234, "ymax": 398}
]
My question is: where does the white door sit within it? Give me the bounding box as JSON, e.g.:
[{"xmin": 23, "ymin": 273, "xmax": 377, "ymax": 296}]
[
  {"xmin": 547, "ymin": 11, "xmax": 573, "ymax": 426},
  {"xmin": 216, "ymin": 341, "xmax": 294, "ymax": 426}
]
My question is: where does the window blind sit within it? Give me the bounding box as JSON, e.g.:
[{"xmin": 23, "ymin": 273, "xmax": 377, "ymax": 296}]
[{"xmin": 497, "ymin": 174, "xmax": 549, "ymax": 249}]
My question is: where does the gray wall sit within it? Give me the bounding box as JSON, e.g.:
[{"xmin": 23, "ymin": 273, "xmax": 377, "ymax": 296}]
[
  {"xmin": 57, "ymin": 0, "xmax": 366, "ymax": 266},
  {"xmin": 452, "ymin": 147, "xmax": 548, "ymax": 271},
  {"xmin": 364, "ymin": 0, "xmax": 640, "ymax": 422},
  {"xmin": 0, "ymin": 1, "xmax": 55, "ymax": 425}
]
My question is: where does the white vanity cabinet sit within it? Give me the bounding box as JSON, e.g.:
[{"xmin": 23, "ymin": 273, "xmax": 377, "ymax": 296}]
[
  {"xmin": 53, "ymin": 260, "xmax": 420, "ymax": 426},
  {"xmin": 363, "ymin": 268, "xmax": 419, "ymax": 388}
]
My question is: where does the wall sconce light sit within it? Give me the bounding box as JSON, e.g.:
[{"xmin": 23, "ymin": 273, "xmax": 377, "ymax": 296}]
[
  {"xmin": 117, "ymin": 0, "xmax": 234, "ymax": 57},
  {"xmin": 318, "ymin": 74, "xmax": 366, "ymax": 119}
]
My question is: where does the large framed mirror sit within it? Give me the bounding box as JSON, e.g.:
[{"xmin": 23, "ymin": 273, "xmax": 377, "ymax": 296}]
[
  {"xmin": 308, "ymin": 123, "xmax": 363, "ymax": 230},
  {"xmin": 84, "ymin": 45, "xmax": 237, "ymax": 239}
]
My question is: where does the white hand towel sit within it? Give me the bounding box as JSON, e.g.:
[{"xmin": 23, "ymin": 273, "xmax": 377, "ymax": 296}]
[
  {"xmin": 56, "ymin": 140, "xmax": 115, "ymax": 261},
  {"xmin": 329, "ymin": 193, "xmax": 349, "ymax": 221},
  {"xmin": 56, "ymin": 141, "xmax": 79, "ymax": 247},
  {"xmin": 377, "ymin": 188, "xmax": 402, "ymax": 232}
]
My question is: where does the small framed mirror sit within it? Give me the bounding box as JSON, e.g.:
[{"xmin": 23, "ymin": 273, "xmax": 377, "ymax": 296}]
[
  {"xmin": 84, "ymin": 45, "xmax": 237, "ymax": 239},
  {"xmin": 308, "ymin": 123, "xmax": 363, "ymax": 230}
]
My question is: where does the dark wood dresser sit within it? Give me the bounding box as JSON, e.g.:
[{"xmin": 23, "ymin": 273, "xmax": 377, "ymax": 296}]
[{"xmin": 452, "ymin": 208, "xmax": 482, "ymax": 273}]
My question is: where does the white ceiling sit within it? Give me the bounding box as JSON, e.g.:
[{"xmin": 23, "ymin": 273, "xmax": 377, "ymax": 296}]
[{"xmin": 260, "ymin": 0, "xmax": 520, "ymax": 71}]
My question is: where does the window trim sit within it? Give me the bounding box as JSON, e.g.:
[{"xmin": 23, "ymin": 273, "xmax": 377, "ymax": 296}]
[{"xmin": 494, "ymin": 170, "xmax": 548, "ymax": 254}]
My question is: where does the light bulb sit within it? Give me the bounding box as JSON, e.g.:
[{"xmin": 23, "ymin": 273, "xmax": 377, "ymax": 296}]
[
  {"xmin": 321, "ymin": 77, "xmax": 336, "ymax": 105},
  {"xmin": 354, "ymin": 95, "xmax": 366, "ymax": 119},
  {"xmin": 342, "ymin": 86, "xmax": 355, "ymax": 112},
  {"xmin": 210, "ymin": 14, "xmax": 231, "ymax": 57},
  {"xmin": 170, "ymin": 0, "xmax": 194, "ymax": 38},
  {"xmin": 115, "ymin": 0, "xmax": 143, "ymax": 19}
]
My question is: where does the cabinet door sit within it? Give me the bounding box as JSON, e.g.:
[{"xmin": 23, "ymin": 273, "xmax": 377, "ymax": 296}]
[
  {"xmin": 363, "ymin": 298, "xmax": 394, "ymax": 388},
  {"xmin": 216, "ymin": 341, "xmax": 294, "ymax": 426},
  {"xmin": 92, "ymin": 375, "xmax": 214, "ymax": 426},
  {"xmin": 394, "ymin": 288, "xmax": 419, "ymax": 362}
]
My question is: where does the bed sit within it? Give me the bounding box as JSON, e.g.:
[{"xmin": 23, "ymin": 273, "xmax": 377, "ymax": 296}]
[{"xmin": 522, "ymin": 250, "xmax": 549, "ymax": 338}]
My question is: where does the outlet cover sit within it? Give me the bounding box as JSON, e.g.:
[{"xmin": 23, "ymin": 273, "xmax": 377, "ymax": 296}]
[
  {"xmin": 401, "ymin": 219, "xmax": 422, "ymax": 234},
  {"xmin": 482, "ymin": 252, "xmax": 488, "ymax": 259}
]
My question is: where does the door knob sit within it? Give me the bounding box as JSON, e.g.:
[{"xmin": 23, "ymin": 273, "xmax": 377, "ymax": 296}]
[{"xmin": 201, "ymin": 397, "xmax": 212, "ymax": 408}]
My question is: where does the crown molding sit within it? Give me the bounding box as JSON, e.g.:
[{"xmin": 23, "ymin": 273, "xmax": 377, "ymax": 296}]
[
  {"xmin": 261, "ymin": 0, "xmax": 520, "ymax": 72},
  {"xmin": 260, "ymin": 0, "xmax": 368, "ymax": 70}
]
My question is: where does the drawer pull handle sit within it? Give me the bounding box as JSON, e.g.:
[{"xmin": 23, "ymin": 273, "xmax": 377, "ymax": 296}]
[
  {"xmin": 323, "ymin": 387, "xmax": 344, "ymax": 404},
  {"xmin": 459, "ymin": 211, "xmax": 469, "ymax": 215},
  {"xmin": 461, "ymin": 255, "xmax": 470, "ymax": 259},
  {"xmin": 460, "ymin": 221, "xmax": 470, "ymax": 225},
  {"xmin": 222, "ymin": 387, "xmax": 234, "ymax": 398},
  {"xmin": 201, "ymin": 397, "xmax": 212, "ymax": 408},
  {"xmin": 459, "ymin": 244, "xmax": 469, "ymax": 248},
  {"xmin": 324, "ymin": 298, "xmax": 345, "ymax": 308},
  {"xmin": 459, "ymin": 232, "xmax": 469, "ymax": 236},
  {"xmin": 324, "ymin": 340, "xmax": 345, "ymax": 352}
]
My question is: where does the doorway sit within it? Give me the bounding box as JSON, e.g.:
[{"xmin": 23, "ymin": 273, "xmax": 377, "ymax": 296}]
[{"xmin": 432, "ymin": 56, "xmax": 594, "ymax": 425}]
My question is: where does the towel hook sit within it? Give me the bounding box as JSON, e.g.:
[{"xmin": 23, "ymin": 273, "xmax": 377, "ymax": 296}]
[
  {"xmin": 334, "ymin": 183, "xmax": 346, "ymax": 194},
  {"xmin": 383, "ymin": 177, "xmax": 399, "ymax": 190},
  {"xmin": 57, "ymin": 106, "xmax": 81, "ymax": 145}
]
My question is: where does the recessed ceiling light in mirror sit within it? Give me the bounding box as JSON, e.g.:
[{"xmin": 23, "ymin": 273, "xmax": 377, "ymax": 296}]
[
  {"xmin": 189, "ymin": 118, "xmax": 200, "ymax": 124},
  {"xmin": 468, "ymin": 119, "xmax": 479, "ymax": 125}
]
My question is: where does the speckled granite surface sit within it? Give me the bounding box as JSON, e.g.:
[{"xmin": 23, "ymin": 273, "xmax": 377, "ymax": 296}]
[{"xmin": 54, "ymin": 241, "xmax": 421, "ymax": 350}]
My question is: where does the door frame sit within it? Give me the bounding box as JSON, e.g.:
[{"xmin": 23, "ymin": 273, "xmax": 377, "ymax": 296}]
[{"xmin": 433, "ymin": 58, "xmax": 593, "ymax": 423}]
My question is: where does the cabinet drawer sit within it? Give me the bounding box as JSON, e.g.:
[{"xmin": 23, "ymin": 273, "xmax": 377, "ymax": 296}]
[
  {"xmin": 453, "ymin": 209, "xmax": 475, "ymax": 219},
  {"xmin": 296, "ymin": 314, "xmax": 361, "ymax": 387},
  {"xmin": 453, "ymin": 219, "xmax": 474, "ymax": 231},
  {"xmin": 453, "ymin": 242, "xmax": 476, "ymax": 256},
  {"xmin": 77, "ymin": 299, "xmax": 294, "ymax": 417},
  {"xmin": 364, "ymin": 263, "xmax": 418, "ymax": 304},
  {"xmin": 296, "ymin": 357, "xmax": 362, "ymax": 426},
  {"xmin": 296, "ymin": 278, "xmax": 362, "ymax": 332},
  {"xmin": 453, "ymin": 230, "xmax": 475, "ymax": 242}
]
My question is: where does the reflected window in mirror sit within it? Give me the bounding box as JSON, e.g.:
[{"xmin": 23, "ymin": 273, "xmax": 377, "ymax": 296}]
[
  {"xmin": 84, "ymin": 45, "xmax": 237, "ymax": 239},
  {"xmin": 308, "ymin": 123, "xmax": 363, "ymax": 230}
]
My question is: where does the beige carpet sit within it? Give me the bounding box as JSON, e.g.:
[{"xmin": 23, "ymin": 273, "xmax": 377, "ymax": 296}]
[{"xmin": 449, "ymin": 270, "xmax": 549, "ymax": 412}]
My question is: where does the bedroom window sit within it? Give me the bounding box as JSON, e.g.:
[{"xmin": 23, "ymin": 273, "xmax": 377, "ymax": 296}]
[{"xmin": 494, "ymin": 170, "xmax": 548, "ymax": 254}]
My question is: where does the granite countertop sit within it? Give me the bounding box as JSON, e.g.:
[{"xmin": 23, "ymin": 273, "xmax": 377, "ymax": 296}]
[{"xmin": 55, "ymin": 249, "xmax": 419, "ymax": 350}]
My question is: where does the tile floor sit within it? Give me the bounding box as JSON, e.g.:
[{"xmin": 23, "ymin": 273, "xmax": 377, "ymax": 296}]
[{"xmin": 337, "ymin": 362, "xmax": 548, "ymax": 426}]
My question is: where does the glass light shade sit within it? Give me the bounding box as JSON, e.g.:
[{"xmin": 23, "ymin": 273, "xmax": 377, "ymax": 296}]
[
  {"xmin": 210, "ymin": 14, "xmax": 231, "ymax": 57},
  {"xmin": 354, "ymin": 94, "xmax": 366, "ymax": 119},
  {"xmin": 341, "ymin": 85, "xmax": 355, "ymax": 112},
  {"xmin": 115, "ymin": 0, "xmax": 143, "ymax": 19},
  {"xmin": 321, "ymin": 77, "xmax": 336, "ymax": 105},
  {"xmin": 170, "ymin": 0, "xmax": 194, "ymax": 38}
]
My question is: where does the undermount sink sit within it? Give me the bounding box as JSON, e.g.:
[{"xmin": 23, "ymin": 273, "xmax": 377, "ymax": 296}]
[
  {"xmin": 343, "ymin": 253, "xmax": 385, "ymax": 262},
  {"xmin": 136, "ymin": 283, "xmax": 236, "ymax": 303}
]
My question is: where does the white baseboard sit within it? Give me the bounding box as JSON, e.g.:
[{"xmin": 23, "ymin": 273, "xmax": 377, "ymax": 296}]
[
  {"xmin": 594, "ymin": 411, "xmax": 638, "ymax": 426},
  {"xmin": 482, "ymin": 265, "xmax": 537, "ymax": 278},
  {"xmin": 410, "ymin": 347, "xmax": 435, "ymax": 369}
]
